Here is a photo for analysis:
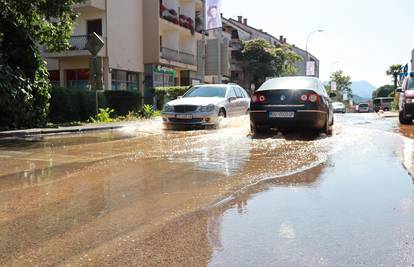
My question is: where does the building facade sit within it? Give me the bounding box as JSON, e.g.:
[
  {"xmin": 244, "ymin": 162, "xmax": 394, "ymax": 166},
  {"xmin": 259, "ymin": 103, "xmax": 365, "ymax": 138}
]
[
  {"xmin": 223, "ymin": 16, "xmax": 320, "ymax": 90},
  {"xmin": 43, "ymin": 0, "xmax": 145, "ymax": 95},
  {"xmin": 143, "ymin": 0, "xmax": 204, "ymax": 94}
]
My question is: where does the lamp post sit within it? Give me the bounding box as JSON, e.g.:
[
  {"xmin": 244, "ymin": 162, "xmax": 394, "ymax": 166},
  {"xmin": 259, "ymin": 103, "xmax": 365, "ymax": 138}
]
[{"xmin": 305, "ymin": 29, "xmax": 324, "ymax": 76}]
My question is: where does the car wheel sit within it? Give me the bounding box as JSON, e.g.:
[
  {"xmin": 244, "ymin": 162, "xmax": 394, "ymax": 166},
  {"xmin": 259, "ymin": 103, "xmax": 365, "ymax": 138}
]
[
  {"xmin": 218, "ymin": 109, "xmax": 226, "ymax": 118},
  {"xmin": 321, "ymin": 116, "xmax": 333, "ymax": 136},
  {"xmin": 399, "ymin": 110, "xmax": 412, "ymax": 125},
  {"xmin": 251, "ymin": 124, "xmax": 268, "ymax": 135}
]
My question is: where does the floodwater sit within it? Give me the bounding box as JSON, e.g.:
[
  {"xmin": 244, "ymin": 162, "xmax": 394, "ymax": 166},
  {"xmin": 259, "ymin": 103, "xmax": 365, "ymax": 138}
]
[{"xmin": 0, "ymin": 114, "xmax": 413, "ymax": 266}]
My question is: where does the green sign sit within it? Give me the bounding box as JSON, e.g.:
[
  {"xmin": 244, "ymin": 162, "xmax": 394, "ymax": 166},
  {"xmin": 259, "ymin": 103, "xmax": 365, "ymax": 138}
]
[{"xmin": 154, "ymin": 65, "xmax": 176, "ymax": 76}]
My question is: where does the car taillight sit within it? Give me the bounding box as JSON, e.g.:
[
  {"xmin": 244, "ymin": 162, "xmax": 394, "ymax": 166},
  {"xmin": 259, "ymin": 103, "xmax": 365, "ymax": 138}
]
[
  {"xmin": 300, "ymin": 94, "xmax": 308, "ymax": 102},
  {"xmin": 299, "ymin": 93, "xmax": 320, "ymax": 103},
  {"xmin": 252, "ymin": 93, "xmax": 267, "ymax": 104}
]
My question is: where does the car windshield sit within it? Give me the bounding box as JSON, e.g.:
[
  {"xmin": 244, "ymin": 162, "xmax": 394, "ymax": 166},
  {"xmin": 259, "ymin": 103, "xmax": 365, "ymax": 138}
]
[
  {"xmin": 259, "ymin": 77, "xmax": 318, "ymax": 90},
  {"xmin": 184, "ymin": 86, "xmax": 226, "ymax": 98},
  {"xmin": 359, "ymin": 104, "xmax": 368, "ymax": 107}
]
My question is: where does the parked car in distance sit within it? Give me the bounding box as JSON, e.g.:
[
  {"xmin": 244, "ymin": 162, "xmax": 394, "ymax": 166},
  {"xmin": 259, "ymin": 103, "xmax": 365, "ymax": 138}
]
[
  {"xmin": 373, "ymin": 97, "xmax": 393, "ymax": 112},
  {"xmin": 332, "ymin": 102, "xmax": 346, "ymax": 113},
  {"xmin": 162, "ymin": 84, "xmax": 250, "ymax": 127},
  {"xmin": 398, "ymin": 73, "xmax": 414, "ymax": 124},
  {"xmin": 357, "ymin": 103, "xmax": 370, "ymax": 113},
  {"xmin": 250, "ymin": 77, "xmax": 335, "ymax": 135}
]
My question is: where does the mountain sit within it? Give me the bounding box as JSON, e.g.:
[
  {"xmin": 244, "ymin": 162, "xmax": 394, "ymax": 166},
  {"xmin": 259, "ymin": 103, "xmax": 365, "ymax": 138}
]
[
  {"xmin": 351, "ymin": 81, "xmax": 376, "ymax": 99},
  {"xmin": 352, "ymin": 94, "xmax": 371, "ymax": 104}
]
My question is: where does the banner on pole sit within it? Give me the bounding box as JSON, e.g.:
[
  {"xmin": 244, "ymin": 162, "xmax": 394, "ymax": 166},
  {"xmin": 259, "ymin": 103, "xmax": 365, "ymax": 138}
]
[
  {"xmin": 205, "ymin": 0, "xmax": 222, "ymax": 30},
  {"xmin": 306, "ymin": 61, "xmax": 315, "ymax": 76}
]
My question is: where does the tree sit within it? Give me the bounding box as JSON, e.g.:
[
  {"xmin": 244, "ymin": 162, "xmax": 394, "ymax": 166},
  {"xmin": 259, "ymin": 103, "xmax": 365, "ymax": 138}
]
[
  {"xmin": 0, "ymin": 0, "xmax": 83, "ymax": 130},
  {"xmin": 386, "ymin": 64, "xmax": 403, "ymax": 88},
  {"xmin": 372, "ymin": 85, "xmax": 395, "ymax": 99},
  {"xmin": 330, "ymin": 70, "xmax": 352, "ymax": 101},
  {"xmin": 241, "ymin": 39, "xmax": 302, "ymax": 88}
]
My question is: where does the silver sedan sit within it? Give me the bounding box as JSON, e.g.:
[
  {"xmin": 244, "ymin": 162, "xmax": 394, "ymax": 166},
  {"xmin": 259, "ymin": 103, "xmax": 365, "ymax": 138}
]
[{"xmin": 161, "ymin": 84, "xmax": 250, "ymax": 127}]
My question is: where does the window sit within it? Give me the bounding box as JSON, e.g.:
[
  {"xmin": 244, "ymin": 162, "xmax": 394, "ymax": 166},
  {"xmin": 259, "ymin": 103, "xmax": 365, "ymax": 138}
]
[
  {"xmin": 234, "ymin": 87, "xmax": 243, "ymax": 98},
  {"xmin": 408, "ymin": 78, "xmax": 414, "ymax": 90},
  {"xmin": 184, "ymin": 86, "xmax": 227, "ymax": 98},
  {"xmin": 87, "ymin": 19, "xmax": 102, "ymax": 36},
  {"xmin": 260, "ymin": 77, "xmax": 318, "ymax": 90},
  {"xmin": 227, "ymin": 87, "xmax": 237, "ymax": 98},
  {"xmin": 66, "ymin": 69, "xmax": 90, "ymax": 90},
  {"xmin": 112, "ymin": 69, "xmax": 140, "ymax": 91}
]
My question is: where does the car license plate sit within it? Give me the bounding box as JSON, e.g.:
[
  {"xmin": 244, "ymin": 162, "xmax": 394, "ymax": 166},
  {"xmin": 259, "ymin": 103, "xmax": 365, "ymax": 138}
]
[
  {"xmin": 269, "ymin": 111, "xmax": 295, "ymax": 118},
  {"xmin": 176, "ymin": 114, "xmax": 193, "ymax": 119}
]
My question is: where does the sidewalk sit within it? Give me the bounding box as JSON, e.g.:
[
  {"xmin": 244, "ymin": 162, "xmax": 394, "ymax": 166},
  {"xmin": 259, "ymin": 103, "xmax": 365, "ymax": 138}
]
[
  {"xmin": 0, "ymin": 122, "xmax": 135, "ymax": 138},
  {"xmin": 377, "ymin": 111, "xmax": 398, "ymax": 118}
]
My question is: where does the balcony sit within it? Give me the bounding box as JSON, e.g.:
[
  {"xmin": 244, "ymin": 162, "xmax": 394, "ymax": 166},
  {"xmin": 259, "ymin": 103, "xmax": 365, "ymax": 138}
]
[
  {"xmin": 160, "ymin": 47, "xmax": 196, "ymax": 66},
  {"xmin": 43, "ymin": 35, "xmax": 106, "ymax": 58},
  {"xmin": 160, "ymin": 4, "xmax": 204, "ymax": 35},
  {"xmin": 74, "ymin": 0, "xmax": 106, "ymax": 12}
]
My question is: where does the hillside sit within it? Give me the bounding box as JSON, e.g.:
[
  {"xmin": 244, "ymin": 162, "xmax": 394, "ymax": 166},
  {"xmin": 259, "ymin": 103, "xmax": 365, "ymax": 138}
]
[{"xmin": 351, "ymin": 81, "xmax": 376, "ymax": 98}]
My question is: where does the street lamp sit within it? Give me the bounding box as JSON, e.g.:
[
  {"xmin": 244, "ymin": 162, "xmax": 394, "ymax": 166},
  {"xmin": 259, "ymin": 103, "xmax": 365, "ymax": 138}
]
[{"xmin": 305, "ymin": 29, "xmax": 324, "ymax": 76}]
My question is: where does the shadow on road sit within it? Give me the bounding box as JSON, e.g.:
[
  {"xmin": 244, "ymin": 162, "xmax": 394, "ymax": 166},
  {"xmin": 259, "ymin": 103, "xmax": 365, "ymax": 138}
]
[{"xmin": 251, "ymin": 129, "xmax": 327, "ymax": 141}]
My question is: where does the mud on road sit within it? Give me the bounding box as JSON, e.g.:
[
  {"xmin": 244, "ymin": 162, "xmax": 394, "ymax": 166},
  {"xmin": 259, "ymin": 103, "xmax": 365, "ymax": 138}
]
[{"xmin": 1, "ymin": 114, "xmax": 414, "ymax": 266}]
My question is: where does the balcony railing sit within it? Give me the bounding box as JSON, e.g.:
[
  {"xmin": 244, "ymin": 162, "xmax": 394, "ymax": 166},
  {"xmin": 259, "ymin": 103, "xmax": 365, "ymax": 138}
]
[
  {"xmin": 160, "ymin": 47, "xmax": 196, "ymax": 66},
  {"xmin": 161, "ymin": 47, "xmax": 179, "ymax": 62},
  {"xmin": 160, "ymin": 4, "xmax": 203, "ymax": 34},
  {"xmin": 180, "ymin": 52, "xmax": 196, "ymax": 65},
  {"xmin": 68, "ymin": 35, "xmax": 89, "ymax": 51}
]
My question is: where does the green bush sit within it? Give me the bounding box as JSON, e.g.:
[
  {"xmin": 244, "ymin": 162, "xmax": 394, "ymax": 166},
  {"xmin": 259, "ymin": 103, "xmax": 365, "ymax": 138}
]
[
  {"xmin": 90, "ymin": 108, "xmax": 115, "ymax": 123},
  {"xmin": 49, "ymin": 87, "xmax": 142, "ymax": 124},
  {"xmin": 154, "ymin": 86, "xmax": 190, "ymax": 109}
]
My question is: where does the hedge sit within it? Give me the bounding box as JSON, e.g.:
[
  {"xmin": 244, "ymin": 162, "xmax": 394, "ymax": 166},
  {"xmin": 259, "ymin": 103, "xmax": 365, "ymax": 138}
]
[
  {"xmin": 49, "ymin": 87, "xmax": 143, "ymax": 124},
  {"xmin": 154, "ymin": 86, "xmax": 190, "ymax": 109}
]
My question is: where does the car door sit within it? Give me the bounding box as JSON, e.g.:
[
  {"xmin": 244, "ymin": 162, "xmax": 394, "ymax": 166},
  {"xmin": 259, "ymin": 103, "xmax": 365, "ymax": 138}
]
[
  {"xmin": 226, "ymin": 87, "xmax": 238, "ymax": 117},
  {"xmin": 232, "ymin": 86, "xmax": 245, "ymax": 115},
  {"xmin": 234, "ymin": 86, "xmax": 249, "ymax": 115}
]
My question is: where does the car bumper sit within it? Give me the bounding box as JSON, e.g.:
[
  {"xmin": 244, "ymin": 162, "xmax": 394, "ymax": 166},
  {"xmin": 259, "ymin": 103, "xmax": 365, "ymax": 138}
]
[
  {"xmin": 250, "ymin": 109, "xmax": 327, "ymax": 129},
  {"xmin": 333, "ymin": 108, "xmax": 345, "ymax": 113},
  {"xmin": 161, "ymin": 112, "xmax": 219, "ymax": 126},
  {"xmin": 358, "ymin": 109, "xmax": 369, "ymax": 113}
]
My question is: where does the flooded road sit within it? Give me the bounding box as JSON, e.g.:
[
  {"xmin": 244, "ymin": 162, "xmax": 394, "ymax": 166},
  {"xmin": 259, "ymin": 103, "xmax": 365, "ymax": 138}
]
[{"xmin": 1, "ymin": 113, "xmax": 414, "ymax": 266}]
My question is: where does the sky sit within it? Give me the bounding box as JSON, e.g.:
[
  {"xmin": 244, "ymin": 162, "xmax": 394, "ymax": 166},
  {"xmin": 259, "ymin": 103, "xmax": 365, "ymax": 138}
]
[{"xmin": 221, "ymin": 0, "xmax": 414, "ymax": 87}]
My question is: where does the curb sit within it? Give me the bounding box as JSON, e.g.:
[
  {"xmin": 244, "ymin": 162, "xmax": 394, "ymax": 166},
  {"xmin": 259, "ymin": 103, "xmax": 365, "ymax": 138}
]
[{"xmin": 0, "ymin": 125, "xmax": 125, "ymax": 138}]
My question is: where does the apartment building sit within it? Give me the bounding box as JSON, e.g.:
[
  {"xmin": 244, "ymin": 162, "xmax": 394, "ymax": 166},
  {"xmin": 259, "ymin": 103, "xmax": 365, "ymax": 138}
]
[
  {"xmin": 43, "ymin": 0, "xmax": 144, "ymax": 93},
  {"xmin": 224, "ymin": 16, "xmax": 320, "ymax": 89},
  {"xmin": 143, "ymin": 0, "xmax": 205, "ymax": 92}
]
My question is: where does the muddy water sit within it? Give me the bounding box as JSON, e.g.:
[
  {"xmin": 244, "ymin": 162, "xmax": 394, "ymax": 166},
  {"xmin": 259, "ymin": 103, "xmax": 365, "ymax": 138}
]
[{"xmin": 0, "ymin": 114, "xmax": 413, "ymax": 266}]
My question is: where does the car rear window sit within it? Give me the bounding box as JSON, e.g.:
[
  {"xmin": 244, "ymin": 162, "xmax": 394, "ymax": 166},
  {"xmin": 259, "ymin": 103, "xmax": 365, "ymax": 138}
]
[
  {"xmin": 408, "ymin": 78, "xmax": 414, "ymax": 90},
  {"xmin": 359, "ymin": 104, "xmax": 368, "ymax": 107},
  {"xmin": 259, "ymin": 77, "xmax": 318, "ymax": 90}
]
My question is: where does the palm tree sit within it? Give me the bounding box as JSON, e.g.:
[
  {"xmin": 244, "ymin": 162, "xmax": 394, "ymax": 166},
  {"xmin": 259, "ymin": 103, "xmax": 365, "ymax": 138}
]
[
  {"xmin": 386, "ymin": 64, "xmax": 403, "ymax": 77},
  {"xmin": 386, "ymin": 64, "xmax": 404, "ymax": 87}
]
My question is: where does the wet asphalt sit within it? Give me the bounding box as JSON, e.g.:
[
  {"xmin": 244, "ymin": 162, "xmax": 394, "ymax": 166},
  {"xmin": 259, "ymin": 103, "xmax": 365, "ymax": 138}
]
[{"xmin": 0, "ymin": 113, "xmax": 414, "ymax": 266}]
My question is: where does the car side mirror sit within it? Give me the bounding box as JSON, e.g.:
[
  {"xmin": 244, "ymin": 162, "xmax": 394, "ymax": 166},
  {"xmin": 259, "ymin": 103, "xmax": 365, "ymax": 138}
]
[
  {"xmin": 177, "ymin": 96, "xmax": 183, "ymax": 99},
  {"xmin": 228, "ymin": 96, "xmax": 237, "ymax": 102},
  {"xmin": 329, "ymin": 92, "xmax": 337, "ymax": 98},
  {"xmin": 396, "ymin": 87, "xmax": 403, "ymax": 93}
]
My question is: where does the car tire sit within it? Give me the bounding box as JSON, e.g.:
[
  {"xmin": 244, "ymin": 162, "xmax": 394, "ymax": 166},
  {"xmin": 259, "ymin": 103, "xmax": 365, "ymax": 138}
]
[
  {"xmin": 321, "ymin": 115, "xmax": 333, "ymax": 136},
  {"xmin": 218, "ymin": 109, "xmax": 226, "ymax": 118},
  {"xmin": 251, "ymin": 124, "xmax": 268, "ymax": 135},
  {"xmin": 399, "ymin": 110, "xmax": 412, "ymax": 125}
]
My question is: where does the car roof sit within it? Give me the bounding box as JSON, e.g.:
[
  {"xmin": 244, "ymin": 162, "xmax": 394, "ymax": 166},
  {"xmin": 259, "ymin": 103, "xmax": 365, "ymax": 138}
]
[{"xmin": 258, "ymin": 76, "xmax": 321, "ymax": 91}]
